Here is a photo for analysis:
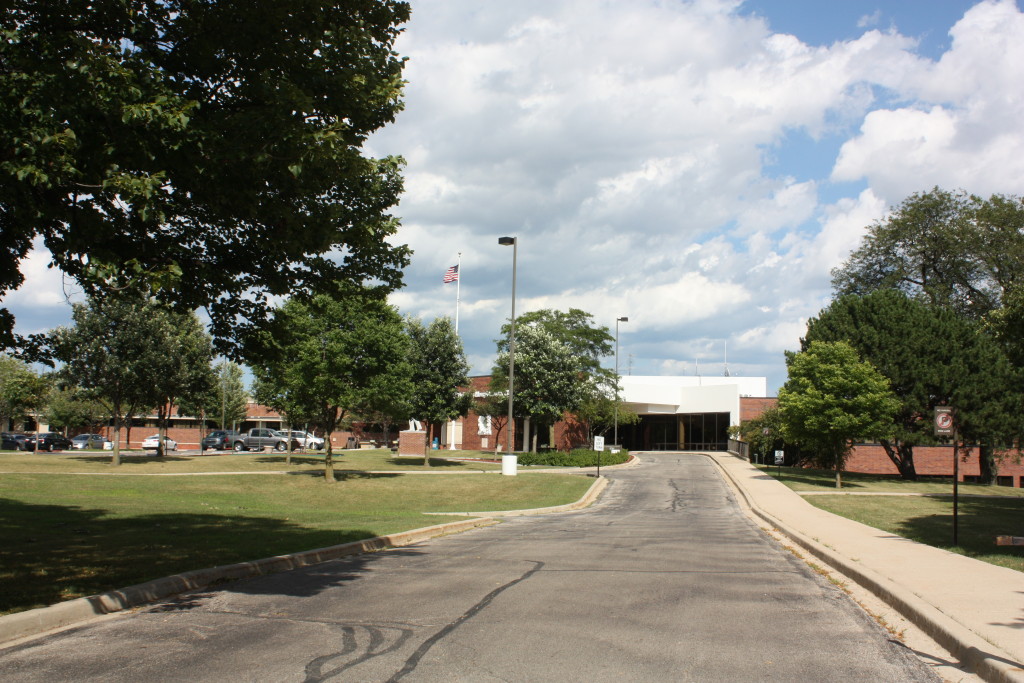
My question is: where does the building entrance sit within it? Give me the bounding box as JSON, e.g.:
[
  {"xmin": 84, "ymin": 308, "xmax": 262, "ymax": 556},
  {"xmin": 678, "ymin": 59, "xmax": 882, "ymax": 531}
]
[{"xmin": 620, "ymin": 413, "xmax": 731, "ymax": 451}]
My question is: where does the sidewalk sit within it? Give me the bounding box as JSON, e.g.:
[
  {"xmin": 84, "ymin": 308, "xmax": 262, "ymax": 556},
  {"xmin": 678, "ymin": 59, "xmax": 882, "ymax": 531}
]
[{"xmin": 707, "ymin": 452, "xmax": 1024, "ymax": 683}]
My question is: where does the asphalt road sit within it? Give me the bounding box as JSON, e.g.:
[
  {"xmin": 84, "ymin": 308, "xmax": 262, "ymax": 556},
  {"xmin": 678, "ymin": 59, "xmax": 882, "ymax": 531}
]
[{"xmin": 0, "ymin": 453, "xmax": 937, "ymax": 682}]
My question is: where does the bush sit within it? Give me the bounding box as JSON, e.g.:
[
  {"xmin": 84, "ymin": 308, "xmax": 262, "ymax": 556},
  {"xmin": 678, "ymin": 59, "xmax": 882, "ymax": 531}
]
[{"xmin": 516, "ymin": 448, "xmax": 630, "ymax": 467}]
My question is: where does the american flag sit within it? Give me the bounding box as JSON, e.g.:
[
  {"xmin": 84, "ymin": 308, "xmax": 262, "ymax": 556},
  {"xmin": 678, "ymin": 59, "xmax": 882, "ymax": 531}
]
[{"xmin": 443, "ymin": 264, "xmax": 459, "ymax": 283}]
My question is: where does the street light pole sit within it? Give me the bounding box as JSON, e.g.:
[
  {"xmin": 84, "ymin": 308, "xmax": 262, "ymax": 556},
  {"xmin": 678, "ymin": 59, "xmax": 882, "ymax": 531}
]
[
  {"xmin": 614, "ymin": 316, "xmax": 628, "ymax": 446},
  {"xmin": 498, "ymin": 237, "xmax": 517, "ymax": 470}
]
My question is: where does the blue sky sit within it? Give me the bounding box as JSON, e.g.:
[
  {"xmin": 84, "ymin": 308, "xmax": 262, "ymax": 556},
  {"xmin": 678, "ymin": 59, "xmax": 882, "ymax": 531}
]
[{"xmin": 6, "ymin": 0, "xmax": 1024, "ymax": 395}]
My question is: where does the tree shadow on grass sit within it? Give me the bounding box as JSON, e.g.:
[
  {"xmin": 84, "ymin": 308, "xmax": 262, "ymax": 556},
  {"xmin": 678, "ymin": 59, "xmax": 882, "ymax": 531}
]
[
  {"xmin": 254, "ymin": 455, "xmax": 325, "ymax": 466},
  {"xmin": 69, "ymin": 454, "xmax": 193, "ymax": 464},
  {"xmin": 891, "ymin": 496, "xmax": 1024, "ymax": 574},
  {"xmin": 0, "ymin": 497, "xmax": 411, "ymax": 615},
  {"xmin": 385, "ymin": 457, "xmax": 473, "ymax": 468}
]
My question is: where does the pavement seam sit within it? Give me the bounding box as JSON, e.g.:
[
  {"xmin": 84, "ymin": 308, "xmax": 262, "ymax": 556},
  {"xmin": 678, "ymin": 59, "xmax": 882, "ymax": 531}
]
[{"xmin": 707, "ymin": 453, "xmax": 1024, "ymax": 683}]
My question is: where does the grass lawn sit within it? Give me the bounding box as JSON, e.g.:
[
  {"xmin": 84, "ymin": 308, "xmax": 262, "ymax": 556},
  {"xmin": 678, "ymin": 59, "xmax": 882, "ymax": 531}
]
[
  {"xmin": 755, "ymin": 465, "xmax": 1024, "ymax": 572},
  {"xmin": 0, "ymin": 449, "xmax": 504, "ymax": 474},
  {"xmin": 0, "ymin": 464, "xmax": 593, "ymax": 615}
]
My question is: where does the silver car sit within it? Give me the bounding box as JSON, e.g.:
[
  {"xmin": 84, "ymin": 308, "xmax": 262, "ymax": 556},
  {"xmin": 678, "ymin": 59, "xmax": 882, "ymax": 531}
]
[
  {"xmin": 71, "ymin": 434, "xmax": 108, "ymax": 450},
  {"xmin": 280, "ymin": 430, "xmax": 324, "ymax": 449}
]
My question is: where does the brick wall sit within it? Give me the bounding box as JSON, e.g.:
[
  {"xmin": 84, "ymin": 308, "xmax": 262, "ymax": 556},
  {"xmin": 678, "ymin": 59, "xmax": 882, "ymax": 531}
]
[
  {"xmin": 740, "ymin": 397, "xmax": 777, "ymax": 422},
  {"xmin": 846, "ymin": 443, "xmax": 1024, "ymax": 487}
]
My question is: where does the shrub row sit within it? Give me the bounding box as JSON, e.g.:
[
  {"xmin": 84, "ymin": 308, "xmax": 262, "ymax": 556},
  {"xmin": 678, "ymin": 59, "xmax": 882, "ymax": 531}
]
[{"xmin": 517, "ymin": 448, "xmax": 630, "ymax": 467}]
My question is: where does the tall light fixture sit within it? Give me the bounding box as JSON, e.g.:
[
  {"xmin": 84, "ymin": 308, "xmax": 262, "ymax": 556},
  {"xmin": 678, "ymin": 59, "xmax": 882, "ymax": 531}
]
[
  {"xmin": 614, "ymin": 316, "xmax": 629, "ymax": 446},
  {"xmin": 498, "ymin": 236, "xmax": 517, "ymax": 460}
]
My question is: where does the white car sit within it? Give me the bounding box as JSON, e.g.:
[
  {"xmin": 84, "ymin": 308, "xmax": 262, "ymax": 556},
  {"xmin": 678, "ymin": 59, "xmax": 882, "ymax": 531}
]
[
  {"xmin": 279, "ymin": 430, "xmax": 324, "ymax": 449},
  {"xmin": 142, "ymin": 435, "xmax": 177, "ymax": 451}
]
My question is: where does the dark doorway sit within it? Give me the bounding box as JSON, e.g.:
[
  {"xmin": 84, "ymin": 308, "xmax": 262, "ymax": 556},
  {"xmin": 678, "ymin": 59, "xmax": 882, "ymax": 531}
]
[{"xmin": 680, "ymin": 413, "xmax": 730, "ymax": 450}]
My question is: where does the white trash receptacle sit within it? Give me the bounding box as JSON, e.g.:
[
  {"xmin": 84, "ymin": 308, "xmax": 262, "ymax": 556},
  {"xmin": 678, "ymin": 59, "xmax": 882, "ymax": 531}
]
[{"xmin": 501, "ymin": 454, "xmax": 518, "ymax": 476}]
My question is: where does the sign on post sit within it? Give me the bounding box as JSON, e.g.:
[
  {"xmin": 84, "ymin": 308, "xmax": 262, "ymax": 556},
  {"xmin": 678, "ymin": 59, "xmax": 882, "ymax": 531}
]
[
  {"xmin": 934, "ymin": 407, "xmax": 954, "ymax": 436},
  {"xmin": 594, "ymin": 436, "xmax": 605, "ymax": 452},
  {"xmin": 774, "ymin": 450, "xmax": 784, "ymax": 465}
]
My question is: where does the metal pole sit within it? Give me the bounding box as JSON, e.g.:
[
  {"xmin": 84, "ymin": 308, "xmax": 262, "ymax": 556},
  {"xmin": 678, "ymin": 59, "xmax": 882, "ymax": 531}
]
[
  {"xmin": 614, "ymin": 316, "xmax": 627, "ymax": 447},
  {"xmin": 498, "ymin": 237, "xmax": 517, "ymax": 455},
  {"xmin": 953, "ymin": 419, "xmax": 959, "ymax": 546}
]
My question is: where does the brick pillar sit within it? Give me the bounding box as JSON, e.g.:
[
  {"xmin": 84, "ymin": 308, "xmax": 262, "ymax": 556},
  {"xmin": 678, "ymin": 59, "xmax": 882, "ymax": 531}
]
[{"xmin": 398, "ymin": 430, "xmax": 426, "ymax": 456}]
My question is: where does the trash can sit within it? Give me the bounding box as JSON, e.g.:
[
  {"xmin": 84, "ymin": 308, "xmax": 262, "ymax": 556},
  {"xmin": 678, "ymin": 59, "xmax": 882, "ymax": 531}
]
[{"xmin": 432, "ymin": 437, "xmax": 440, "ymax": 450}]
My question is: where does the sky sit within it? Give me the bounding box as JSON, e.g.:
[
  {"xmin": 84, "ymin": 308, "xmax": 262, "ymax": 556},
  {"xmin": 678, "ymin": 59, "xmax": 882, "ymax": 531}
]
[{"xmin": 6, "ymin": 0, "xmax": 1024, "ymax": 395}]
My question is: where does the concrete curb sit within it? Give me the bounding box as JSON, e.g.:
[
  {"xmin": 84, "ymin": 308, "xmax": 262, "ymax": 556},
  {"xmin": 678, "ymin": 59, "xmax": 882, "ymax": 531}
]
[
  {"xmin": 426, "ymin": 475, "xmax": 611, "ymax": 517},
  {"xmin": 0, "ymin": 517, "xmax": 496, "ymax": 648},
  {"xmin": 707, "ymin": 454, "xmax": 1024, "ymax": 683}
]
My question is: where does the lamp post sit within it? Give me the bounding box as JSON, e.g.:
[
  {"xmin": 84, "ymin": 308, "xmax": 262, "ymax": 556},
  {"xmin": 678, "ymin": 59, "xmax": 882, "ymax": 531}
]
[
  {"xmin": 614, "ymin": 316, "xmax": 628, "ymax": 447},
  {"xmin": 498, "ymin": 236, "xmax": 517, "ymax": 475}
]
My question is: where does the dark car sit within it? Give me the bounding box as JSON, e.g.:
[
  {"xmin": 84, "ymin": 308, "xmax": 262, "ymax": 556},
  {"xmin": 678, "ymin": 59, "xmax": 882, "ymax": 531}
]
[
  {"xmin": 1, "ymin": 432, "xmax": 29, "ymax": 451},
  {"xmin": 201, "ymin": 430, "xmax": 240, "ymax": 451},
  {"xmin": 25, "ymin": 432, "xmax": 73, "ymax": 452}
]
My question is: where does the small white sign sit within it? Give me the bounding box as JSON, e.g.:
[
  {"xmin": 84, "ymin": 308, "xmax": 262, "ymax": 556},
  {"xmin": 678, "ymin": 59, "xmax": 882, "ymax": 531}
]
[
  {"xmin": 774, "ymin": 450, "xmax": 784, "ymax": 465},
  {"xmin": 594, "ymin": 436, "xmax": 606, "ymax": 452}
]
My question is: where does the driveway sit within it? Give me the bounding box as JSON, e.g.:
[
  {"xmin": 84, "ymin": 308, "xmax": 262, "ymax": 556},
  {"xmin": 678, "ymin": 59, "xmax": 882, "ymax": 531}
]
[{"xmin": 0, "ymin": 453, "xmax": 935, "ymax": 682}]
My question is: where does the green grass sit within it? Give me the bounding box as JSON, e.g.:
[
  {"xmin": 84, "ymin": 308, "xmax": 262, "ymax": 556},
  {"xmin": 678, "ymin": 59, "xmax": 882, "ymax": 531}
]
[
  {"xmin": 755, "ymin": 465, "xmax": 1024, "ymax": 572},
  {"xmin": 754, "ymin": 464, "xmax": 1024, "ymax": 497},
  {"xmin": 0, "ymin": 466, "xmax": 593, "ymax": 615},
  {"xmin": 807, "ymin": 494, "xmax": 1023, "ymax": 572}
]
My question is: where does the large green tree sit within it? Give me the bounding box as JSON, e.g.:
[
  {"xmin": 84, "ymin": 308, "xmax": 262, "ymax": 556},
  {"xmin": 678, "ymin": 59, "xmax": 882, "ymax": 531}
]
[
  {"xmin": 493, "ymin": 325, "xmax": 585, "ymax": 452},
  {"xmin": 802, "ymin": 290, "xmax": 1005, "ymax": 480},
  {"xmin": 1, "ymin": 0, "xmax": 411, "ymax": 357},
  {"xmin": 251, "ymin": 291, "xmax": 409, "ymax": 482},
  {"xmin": 832, "ymin": 188, "xmax": 1024, "ymax": 320},
  {"xmin": 778, "ymin": 341, "xmax": 899, "ymax": 488},
  {"xmin": 406, "ymin": 317, "xmax": 470, "ymax": 463},
  {"xmin": 830, "ymin": 188, "xmax": 1024, "ymax": 481},
  {"xmin": 496, "ymin": 309, "xmax": 625, "ymax": 449},
  {"xmin": 50, "ymin": 294, "xmax": 169, "ymax": 465}
]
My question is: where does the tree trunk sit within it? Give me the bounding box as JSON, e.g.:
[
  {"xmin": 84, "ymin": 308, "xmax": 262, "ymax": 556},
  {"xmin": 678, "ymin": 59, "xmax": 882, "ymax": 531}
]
[
  {"xmin": 423, "ymin": 422, "xmax": 432, "ymax": 467},
  {"xmin": 285, "ymin": 419, "xmax": 292, "ymax": 466},
  {"xmin": 978, "ymin": 442, "xmax": 997, "ymax": 485},
  {"xmin": 156, "ymin": 402, "xmax": 168, "ymax": 458},
  {"xmin": 879, "ymin": 439, "xmax": 918, "ymax": 480},
  {"xmin": 324, "ymin": 433, "xmax": 335, "ymax": 483},
  {"xmin": 112, "ymin": 414, "xmax": 122, "ymax": 467}
]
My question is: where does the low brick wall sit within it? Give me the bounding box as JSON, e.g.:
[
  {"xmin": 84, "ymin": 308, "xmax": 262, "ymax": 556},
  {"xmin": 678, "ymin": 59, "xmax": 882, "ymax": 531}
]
[
  {"xmin": 398, "ymin": 430, "xmax": 426, "ymax": 456},
  {"xmin": 847, "ymin": 443, "xmax": 1024, "ymax": 487}
]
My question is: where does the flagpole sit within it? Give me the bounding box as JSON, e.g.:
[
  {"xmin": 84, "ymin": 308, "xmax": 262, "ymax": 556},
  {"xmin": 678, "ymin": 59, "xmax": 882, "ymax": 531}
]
[
  {"xmin": 450, "ymin": 252, "xmax": 461, "ymax": 451},
  {"xmin": 455, "ymin": 252, "xmax": 461, "ymax": 334}
]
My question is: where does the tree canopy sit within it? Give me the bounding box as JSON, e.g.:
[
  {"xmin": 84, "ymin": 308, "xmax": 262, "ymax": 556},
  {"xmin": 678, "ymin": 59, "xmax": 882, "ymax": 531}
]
[
  {"xmin": 803, "ymin": 290, "xmax": 989, "ymax": 478},
  {"xmin": 251, "ymin": 291, "xmax": 410, "ymax": 482},
  {"xmin": 1, "ymin": 0, "xmax": 412, "ymax": 357},
  {"xmin": 778, "ymin": 341, "xmax": 899, "ymax": 488},
  {"xmin": 50, "ymin": 293, "xmax": 172, "ymax": 464},
  {"xmin": 406, "ymin": 317, "xmax": 470, "ymax": 460},
  {"xmin": 832, "ymin": 188, "xmax": 1024, "ymax": 320},
  {"xmin": 495, "ymin": 308, "xmax": 625, "ymax": 448}
]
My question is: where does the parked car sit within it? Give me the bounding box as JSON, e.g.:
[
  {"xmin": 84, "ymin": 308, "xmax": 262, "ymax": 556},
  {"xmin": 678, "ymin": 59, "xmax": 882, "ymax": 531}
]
[
  {"xmin": 25, "ymin": 432, "xmax": 73, "ymax": 452},
  {"xmin": 279, "ymin": 430, "xmax": 325, "ymax": 449},
  {"xmin": 232, "ymin": 429, "xmax": 300, "ymax": 452},
  {"xmin": 71, "ymin": 433, "xmax": 109, "ymax": 450},
  {"xmin": 201, "ymin": 430, "xmax": 240, "ymax": 451},
  {"xmin": 141, "ymin": 435, "xmax": 177, "ymax": 451},
  {"xmin": 1, "ymin": 432, "xmax": 29, "ymax": 451}
]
